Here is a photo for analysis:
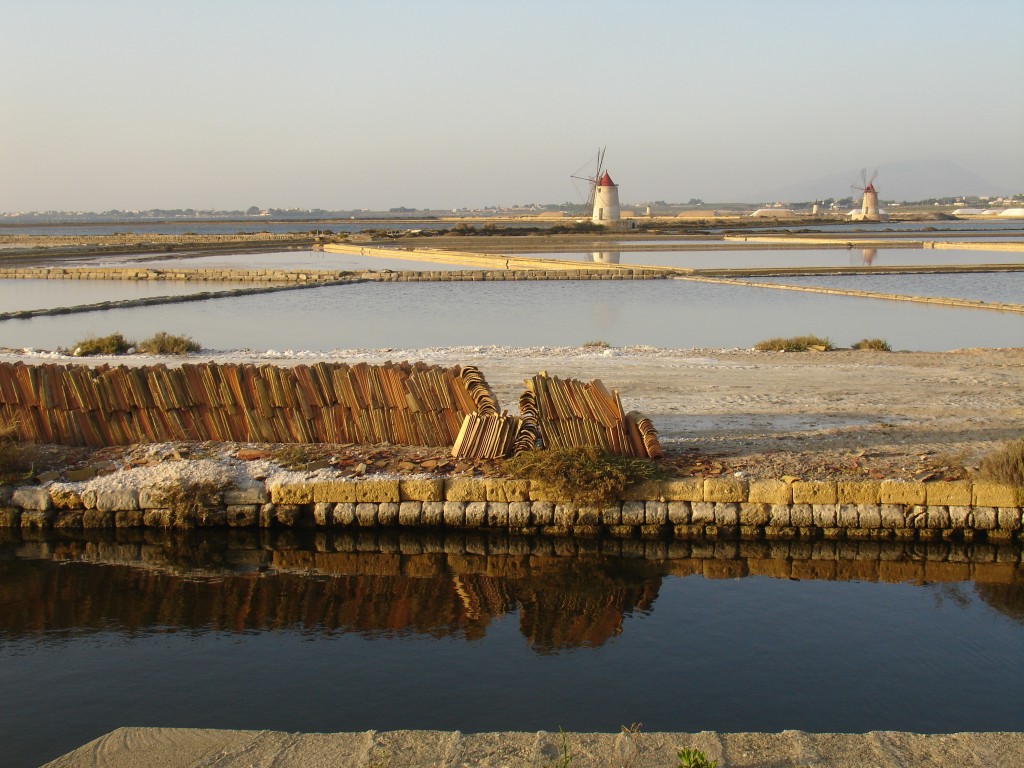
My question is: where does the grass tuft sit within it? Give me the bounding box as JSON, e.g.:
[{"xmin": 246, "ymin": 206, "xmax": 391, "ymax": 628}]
[
  {"xmin": 0, "ymin": 414, "xmax": 34, "ymax": 484},
  {"xmin": 137, "ymin": 332, "xmax": 201, "ymax": 355},
  {"xmin": 851, "ymin": 338, "xmax": 892, "ymax": 351},
  {"xmin": 582, "ymin": 340, "xmax": 610, "ymax": 349},
  {"xmin": 754, "ymin": 335, "xmax": 834, "ymax": 352},
  {"xmin": 978, "ymin": 438, "xmax": 1024, "ymax": 487},
  {"xmin": 502, "ymin": 446, "xmax": 664, "ymax": 504},
  {"xmin": 69, "ymin": 332, "xmax": 135, "ymax": 356}
]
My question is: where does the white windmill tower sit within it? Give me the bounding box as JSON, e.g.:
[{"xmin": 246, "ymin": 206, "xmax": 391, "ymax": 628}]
[
  {"xmin": 850, "ymin": 168, "xmax": 882, "ymax": 221},
  {"xmin": 571, "ymin": 148, "xmax": 622, "ymax": 227}
]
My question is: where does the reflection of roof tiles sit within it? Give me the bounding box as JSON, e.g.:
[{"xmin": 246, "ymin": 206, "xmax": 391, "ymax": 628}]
[{"xmin": 598, "ymin": 171, "xmax": 616, "ymax": 187}]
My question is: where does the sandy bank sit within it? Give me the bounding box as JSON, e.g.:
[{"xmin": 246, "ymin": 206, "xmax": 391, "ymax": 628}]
[{"xmin": 44, "ymin": 727, "xmax": 1024, "ymax": 767}]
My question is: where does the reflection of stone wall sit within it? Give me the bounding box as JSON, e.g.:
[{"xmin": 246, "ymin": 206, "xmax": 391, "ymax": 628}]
[{"xmin": 1, "ymin": 530, "xmax": 1020, "ymax": 645}]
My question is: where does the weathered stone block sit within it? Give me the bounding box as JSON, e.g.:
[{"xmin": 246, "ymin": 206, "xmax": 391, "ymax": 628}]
[
  {"xmin": 639, "ymin": 524, "xmax": 664, "ymax": 540},
  {"xmin": 667, "ymin": 501, "xmax": 691, "ymax": 525},
  {"xmin": 621, "ymin": 481, "xmax": 666, "ymax": 501},
  {"xmin": 274, "ymin": 504, "xmax": 303, "ymax": 527},
  {"xmin": 812, "ymin": 504, "xmax": 838, "ymax": 528},
  {"xmin": 739, "ymin": 502, "xmax": 769, "ymax": 527},
  {"xmin": 662, "ymin": 477, "xmax": 704, "ymax": 502},
  {"xmin": 12, "ymin": 487, "xmax": 51, "ymax": 511},
  {"xmin": 332, "ymin": 502, "xmax": 357, "ymax": 527},
  {"xmin": 880, "ymin": 481, "xmax": 926, "ymax": 506},
  {"xmin": 704, "ymin": 477, "xmax": 748, "ymax": 503},
  {"xmin": 83, "ymin": 510, "xmax": 114, "ymax": 528},
  {"xmin": 377, "ymin": 502, "xmax": 400, "ymax": 526},
  {"xmin": 54, "ymin": 510, "xmax": 83, "ymax": 529},
  {"xmin": 399, "ymin": 501, "xmax": 422, "ymax": 526},
  {"xmin": 530, "ymin": 501, "xmax": 554, "ymax": 525},
  {"xmin": 621, "ymin": 501, "xmax": 646, "ymax": 526},
  {"xmin": 313, "ymin": 502, "xmax": 333, "ymax": 526},
  {"xmin": 486, "ymin": 501, "xmax": 509, "ymax": 527},
  {"xmin": 355, "ymin": 503, "xmax": 379, "ymax": 527},
  {"xmin": 925, "ymin": 481, "xmax": 971, "ymax": 507},
  {"xmin": 443, "ymin": 501, "xmax": 466, "ymax": 527},
  {"xmin": 607, "ymin": 524, "xmax": 636, "ymax": 538},
  {"xmin": 444, "ymin": 478, "xmax": 486, "ymax": 502},
  {"xmin": 790, "ymin": 504, "xmax": 813, "ymax": 527},
  {"xmin": 948, "ymin": 505, "xmax": 971, "ymax": 528},
  {"xmin": 553, "ymin": 503, "xmax": 577, "ymax": 526},
  {"xmin": 464, "ymin": 501, "xmax": 486, "ymax": 527},
  {"xmin": 972, "ymin": 507, "xmax": 997, "ymax": 530},
  {"xmin": 399, "ymin": 478, "xmax": 444, "ymax": 502},
  {"xmin": 837, "ymin": 504, "xmax": 859, "ymax": 528},
  {"xmin": 115, "ymin": 509, "xmax": 144, "ymax": 528},
  {"xmin": 421, "ymin": 501, "xmax": 444, "ymax": 527},
  {"xmin": 858, "ymin": 504, "xmax": 882, "ymax": 528},
  {"xmin": 768, "ymin": 504, "xmax": 791, "ymax": 527},
  {"xmin": 973, "ymin": 482, "xmax": 1021, "ymax": 507},
  {"xmin": 356, "ymin": 480, "xmax": 400, "ymax": 504},
  {"xmin": 307, "ymin": 481, "xmax": 354, "ymax": 504},
  {"xmin": 906, "ymin": 505, "xmax": 928, "ymax": 529},
  {"xmin": 270, "ymin": 483, "xmax": 314, "ymax": 505},
  {"xmin": 576, "ymin": 505, "xmax": 600, "ymax": 525},
  {"xmin": 748, "ymin": 480, "xmax": 791, "ymax": 505},
  {"xmin": 600, "ymin": 503, "xmax": 622, "ymax": 525},
  {"xmin": 880, "ymin": 504, "xmax": 907, "ymax": 529},
  {"xmin": 0, "ymin": 486, "xmax": 11, "ymax": 505},
  {"xmin": 485, "ymin": 479, "xmax": 530, "ymax": 502},
  {"xmin": 95, "ymin": 489, "xmax": 139, "ymax": 513},
  {"xmin": 508, "ymin": 502, "xmax": 531, "ymax": 528},
  {"xmin": 714, "ymin": 502, "xmax": 739, "ymax": 526},
  {"xmin": 924, "ymin": 505, "xmax": 951, "ymax": 529},
  {"xmin": 837, "ymin": 481, "xmax": 880, "ymax": 505},
  {"xmin": 197, "ymin": 507, "xmax": 227, "ymax": 527},
  {"xmin": 997, "ymin": 507, "xmax": 1022, "ymax": 530},
  {"xmin": 144, "ymin": 509, "xmax": 173, "ymax": 527},
  {"xmin": 50, "ymin": 488, "xmax": 83, "ymax": 510},
  {"xmin": 792, "ymin": 481, "xmax": 837, "ymax": 505},
  {"xmin": 227, "ymin": 505, "xmax": 258, "ymax": 527},
  {"xmin": 645, "ymin": 501, "xmax": 668, "ymax": 525},
  {"xmin": 223, "ymin": 485, "xmax": 270, "ymax": 505}
]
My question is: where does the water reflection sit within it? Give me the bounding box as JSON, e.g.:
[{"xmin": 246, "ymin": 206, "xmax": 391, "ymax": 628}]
[
  {"xmin": 588, "ymin": 251, "xmax": 621, "ymax": 264},
  {"xmin": 2, "ymin": 530, "xmax": 1020, "ymax": 647}
]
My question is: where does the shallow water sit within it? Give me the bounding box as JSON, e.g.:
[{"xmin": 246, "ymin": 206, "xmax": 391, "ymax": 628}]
[
  {"xmin": 1, "ymin": 278, "xmax": 1020, "ymax": 352},
  {"xmin": 747, "ymin": 272, "xmax": 1024, "ymax": 305},
  {"xmin": 0, "ymin": 531, "xmax": 1021, "ymax": 768}
]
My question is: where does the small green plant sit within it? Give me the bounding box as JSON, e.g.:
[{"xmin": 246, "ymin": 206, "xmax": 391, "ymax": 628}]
[
  {"xmin": 677, "ymin": 747, "xmax": 718, "ymax": 768},
  {"xmin": 545, "ymin": 727, "xmax": 572, "ymax": 768},
  {"xmin": 582, "ymin": 340, "xmax": 610, "ymax": 349},
  {"xmin": 69, "ymin": 332, "xmax": 136, "ymax": 356},
  {"xmin": 851, "ymin": 337, "xmax": 892, "ymax": 351},
  {"xmin": 137, "ymin": 332, "xmax": 201, "ymax": 355},
  {"xmin": 978, "ymin": 438, "xmax": 1024, "ymax": 487},
  {"xmin": 754, "ymin": 334, "xmax": 835, "ymax": 352},
  {"xmin": 503, "ymin": 446, "xmax": 665, "ymax": 504}
]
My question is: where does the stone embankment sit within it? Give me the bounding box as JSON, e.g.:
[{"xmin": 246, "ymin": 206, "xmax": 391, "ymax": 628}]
[{"xmin": 3, "ymin": 476, "xmax": 1020, "ymax": 542}]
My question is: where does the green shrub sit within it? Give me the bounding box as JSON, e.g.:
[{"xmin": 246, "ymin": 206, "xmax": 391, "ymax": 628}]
[
  {"xmin": 70, "ymin": 332, "xmax": 135, "ymax": 356},
  {"xmin": 137, "ymin": 332, "xmax": 201, "ymax": 355},
  {"xmin": 502, "ymin": 446, "xmax": 664, "ymax": 504},
  {"xmin": 851, "ymin": 338, "xmax": 892, "ymax": 351},
  {"xmin": 978, "ymin": 438, "xmax": 1024, "ymax": 487},
  {"xmin": 754, "ymin": 334, "xmax": 834, "ymax": 352},
  {"xmin": 677, "ymin": 747, "xmax": 718, "ymax": 768}
]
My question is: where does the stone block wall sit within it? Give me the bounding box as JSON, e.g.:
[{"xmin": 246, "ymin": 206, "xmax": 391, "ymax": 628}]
[{"xmin": 2, "ymin": 476, "xmax": 1019, "ymax": 542}]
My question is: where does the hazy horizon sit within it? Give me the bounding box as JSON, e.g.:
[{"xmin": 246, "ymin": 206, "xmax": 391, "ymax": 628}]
[{"xmin": 4, "ymin": 0, "xmax": 1022, "ymax": 212}]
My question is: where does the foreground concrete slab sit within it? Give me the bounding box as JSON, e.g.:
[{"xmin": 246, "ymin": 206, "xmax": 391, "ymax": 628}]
[{"xmin": 43, "ymin": 728, "xmax": 1024, "ymax": 767}]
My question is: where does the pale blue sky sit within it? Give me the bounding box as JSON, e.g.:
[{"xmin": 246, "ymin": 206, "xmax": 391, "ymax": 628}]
[{"xmin": 3, "ymin": 0, "xmax": 1022, "ymax": 211}]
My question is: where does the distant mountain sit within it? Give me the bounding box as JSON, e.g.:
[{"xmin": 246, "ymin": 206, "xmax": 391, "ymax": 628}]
[{"xmin": 754, "ymin": 158, "xmax": 1003, "ymax": 203}]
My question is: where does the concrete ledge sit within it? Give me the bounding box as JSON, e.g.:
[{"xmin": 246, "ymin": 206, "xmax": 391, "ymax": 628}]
[{"xmin": 44, "ymin": 727, "xmax": 1024, "ymax": 768}]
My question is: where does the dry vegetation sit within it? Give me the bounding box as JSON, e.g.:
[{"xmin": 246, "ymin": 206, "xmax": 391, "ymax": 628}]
[
  {"xmin": 754, "ymin": 335, "xmax": 835, "ymax": 352},
  {"xmin": 66, "ymin": 331, "xmax": 201, "ymax": 356},
  {"xmin": 979, "ymin": 438, "xmax": 1024, "ymax": 487},
  {"xmin": 502, "ymin": 446, "xmax": 665, "ymax": 504}
]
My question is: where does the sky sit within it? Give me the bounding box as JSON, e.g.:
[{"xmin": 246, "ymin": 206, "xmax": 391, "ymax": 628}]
[{"xmin": 3, "ymin": 0, "xmax": 1023, "ymax": 212}]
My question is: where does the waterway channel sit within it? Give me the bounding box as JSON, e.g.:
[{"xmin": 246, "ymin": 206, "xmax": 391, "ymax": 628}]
[{"xmin": 0, "ymin": 530, "xmax": 1021, "ymax": 768}]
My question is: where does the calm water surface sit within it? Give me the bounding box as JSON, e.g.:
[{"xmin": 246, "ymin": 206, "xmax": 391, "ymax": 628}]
[
  {"xmin": 749, "ymin": 272, "xmax": 1024, "ymax": 305},
  {"xmin": 0, "ymin": 531, "xmax": 1021, "ymax": 768},
  {"xmin": 1, "ymin": 279, "xmax": 1021, "ymax": 352}
]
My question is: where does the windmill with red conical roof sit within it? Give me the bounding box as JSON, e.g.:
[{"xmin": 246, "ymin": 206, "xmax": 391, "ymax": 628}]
[
  {"xmin": 571, "ymin": 147, "xmax": 622, "ymax": 227},
  {"xmin": 850, "ymin": 168, "xmax": 881, "ymax": 221}
]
